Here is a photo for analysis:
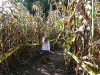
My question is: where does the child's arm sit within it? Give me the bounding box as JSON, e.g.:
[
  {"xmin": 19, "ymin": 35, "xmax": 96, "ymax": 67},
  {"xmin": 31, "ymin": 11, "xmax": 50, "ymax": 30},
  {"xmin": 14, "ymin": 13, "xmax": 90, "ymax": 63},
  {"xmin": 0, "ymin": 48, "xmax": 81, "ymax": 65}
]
[{"xmin": 48, "ymin": 42, "xmax": 50, "ymax": 51}]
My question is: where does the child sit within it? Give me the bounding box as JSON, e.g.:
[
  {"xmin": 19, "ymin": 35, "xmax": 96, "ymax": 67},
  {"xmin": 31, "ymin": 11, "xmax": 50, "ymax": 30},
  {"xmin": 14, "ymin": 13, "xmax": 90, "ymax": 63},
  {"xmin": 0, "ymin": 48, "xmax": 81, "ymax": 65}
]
[{"xmin": 41, "ymin": 36, "xmax": 50, "ymax": 63}]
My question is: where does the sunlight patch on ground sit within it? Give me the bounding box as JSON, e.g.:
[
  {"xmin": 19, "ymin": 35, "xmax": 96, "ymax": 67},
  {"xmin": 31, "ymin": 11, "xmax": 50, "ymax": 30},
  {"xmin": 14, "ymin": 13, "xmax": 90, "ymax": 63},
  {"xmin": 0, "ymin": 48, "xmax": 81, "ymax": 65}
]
[
  {"xmin": 48, "ymin": 62, "xmax": 54, "ymax": 65},
  {"xmin": 41, "ymin": 69, "xmax": 51, "ymax": 75}
]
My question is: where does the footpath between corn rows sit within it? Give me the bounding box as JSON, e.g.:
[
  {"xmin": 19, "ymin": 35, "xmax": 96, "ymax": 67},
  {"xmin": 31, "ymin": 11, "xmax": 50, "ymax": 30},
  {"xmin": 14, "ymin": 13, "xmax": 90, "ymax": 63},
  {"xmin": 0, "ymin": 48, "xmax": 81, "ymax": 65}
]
[{"xmin": 5, "ymin": 50, "xmax": 75, "ymax": 75}]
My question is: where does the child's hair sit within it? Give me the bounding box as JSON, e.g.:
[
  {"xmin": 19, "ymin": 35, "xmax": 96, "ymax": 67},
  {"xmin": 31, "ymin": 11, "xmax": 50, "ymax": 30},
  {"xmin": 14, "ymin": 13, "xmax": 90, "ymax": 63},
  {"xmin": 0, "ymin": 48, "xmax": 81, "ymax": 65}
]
[{"xmin": 42, "ymin": 36, "xmax": 49, "ymax": 43}]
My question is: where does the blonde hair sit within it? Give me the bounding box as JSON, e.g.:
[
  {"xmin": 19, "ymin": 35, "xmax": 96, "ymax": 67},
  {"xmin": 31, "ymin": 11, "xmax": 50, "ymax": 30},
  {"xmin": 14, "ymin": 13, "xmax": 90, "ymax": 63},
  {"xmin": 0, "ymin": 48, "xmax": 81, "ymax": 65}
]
[{"xmin": 42, "ymin": 36, "xmax": 49, "ymax": 43}]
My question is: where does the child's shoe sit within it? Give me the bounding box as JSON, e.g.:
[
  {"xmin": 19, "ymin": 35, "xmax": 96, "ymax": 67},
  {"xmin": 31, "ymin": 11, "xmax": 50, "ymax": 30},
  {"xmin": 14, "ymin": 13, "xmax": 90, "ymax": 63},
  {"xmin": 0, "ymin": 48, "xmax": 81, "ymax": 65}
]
[{"xmin": 42, "ymin": 59, "xmax": 45, "ymax": 64}]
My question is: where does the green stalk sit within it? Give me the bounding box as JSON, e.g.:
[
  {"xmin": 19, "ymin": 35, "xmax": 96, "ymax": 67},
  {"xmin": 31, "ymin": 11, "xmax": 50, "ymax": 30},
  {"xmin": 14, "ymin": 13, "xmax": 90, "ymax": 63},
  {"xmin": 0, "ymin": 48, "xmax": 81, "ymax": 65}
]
[
  {"xmin": 92, "ymin": 0, "xmax": 95, "ymax": 56},
  {"xmin": 92, "ymin": 0, "xmax": 94, "ymax": 38},
  {"xmin": 91, "ymin": 0, "xmax": 98, "ymax": 74}
]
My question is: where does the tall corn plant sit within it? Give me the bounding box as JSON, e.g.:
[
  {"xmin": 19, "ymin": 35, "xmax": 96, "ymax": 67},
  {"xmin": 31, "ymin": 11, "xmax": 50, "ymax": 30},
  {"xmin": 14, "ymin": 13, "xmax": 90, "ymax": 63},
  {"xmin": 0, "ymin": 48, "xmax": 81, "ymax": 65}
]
[{"xmin": 63, "ymin": 0, "xmax": 98, "ymax": 74}]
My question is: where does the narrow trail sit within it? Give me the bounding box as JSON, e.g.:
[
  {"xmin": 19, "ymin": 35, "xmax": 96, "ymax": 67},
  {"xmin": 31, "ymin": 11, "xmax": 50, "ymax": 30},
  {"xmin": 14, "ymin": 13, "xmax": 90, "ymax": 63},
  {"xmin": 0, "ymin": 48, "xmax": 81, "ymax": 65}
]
[
  {"xmin": 29, "ymin": 50, "xmax": 65, "ymax": 75},
  {"xmin": 8, "ymin": 50, "xmax": 75, "ymax": 75}
]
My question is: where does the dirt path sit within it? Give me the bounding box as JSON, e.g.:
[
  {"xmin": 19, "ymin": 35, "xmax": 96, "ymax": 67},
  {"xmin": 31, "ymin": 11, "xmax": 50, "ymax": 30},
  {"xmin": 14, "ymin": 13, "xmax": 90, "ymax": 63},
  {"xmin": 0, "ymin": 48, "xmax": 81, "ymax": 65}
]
[
  {"xmin": 4, "ymin": 50, "xmax": 75, "ymax": 75},
  {"xmin": 28, "ymin": 50, "xmax": 66, "ymax": 75}
]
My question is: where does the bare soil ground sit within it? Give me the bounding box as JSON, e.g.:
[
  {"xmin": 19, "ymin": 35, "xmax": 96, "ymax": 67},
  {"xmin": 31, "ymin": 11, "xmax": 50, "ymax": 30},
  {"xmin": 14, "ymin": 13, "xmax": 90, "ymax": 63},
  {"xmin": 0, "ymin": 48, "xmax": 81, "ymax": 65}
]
[{"xmin": 1, "ymin": 50, "xmax": 75, "ymax": 75}]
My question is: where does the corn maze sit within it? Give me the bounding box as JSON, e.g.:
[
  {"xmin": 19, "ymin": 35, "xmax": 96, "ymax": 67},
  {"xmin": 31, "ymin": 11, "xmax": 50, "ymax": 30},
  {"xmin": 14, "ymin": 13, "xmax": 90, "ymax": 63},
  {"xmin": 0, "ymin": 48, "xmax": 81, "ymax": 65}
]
[{"xmin": 0, "ymin": 0, "xmax": 100, "ymax": 75}]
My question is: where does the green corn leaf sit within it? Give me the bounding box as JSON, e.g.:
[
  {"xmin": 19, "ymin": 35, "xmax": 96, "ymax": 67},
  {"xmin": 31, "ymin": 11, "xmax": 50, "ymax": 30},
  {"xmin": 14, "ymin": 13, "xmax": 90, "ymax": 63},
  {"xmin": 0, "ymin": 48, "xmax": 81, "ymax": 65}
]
[{"xmin": 55, "ymin": 21, "xmax": 64, "ymax": 30}]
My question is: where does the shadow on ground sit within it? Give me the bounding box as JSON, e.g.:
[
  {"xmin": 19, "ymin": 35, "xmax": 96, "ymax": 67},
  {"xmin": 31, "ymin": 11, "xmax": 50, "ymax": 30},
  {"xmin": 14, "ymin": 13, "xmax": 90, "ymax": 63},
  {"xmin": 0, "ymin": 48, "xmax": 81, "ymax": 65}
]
[{"xmin": 1, "ymin": 50, "xmax": 75, "ymax": 75}]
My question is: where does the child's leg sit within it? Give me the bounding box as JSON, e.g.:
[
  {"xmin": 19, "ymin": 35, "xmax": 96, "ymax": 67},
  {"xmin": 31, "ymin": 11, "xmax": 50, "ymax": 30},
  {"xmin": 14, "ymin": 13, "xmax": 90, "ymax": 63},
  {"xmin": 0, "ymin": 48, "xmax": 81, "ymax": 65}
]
[
  {"xmin": 46, "ymin": 55, "xmax": 50, "ymax": 61},
  {"xmin": 42, "ymin": 55, "xmax": 47, "ymax": 59},
  {"xmin": 42, "ymin": 55, "xmax": 46, "ymax": 63},
  {"xmin": 46, "ymin": 51, "xmax": 50, "ymax": 61}
]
